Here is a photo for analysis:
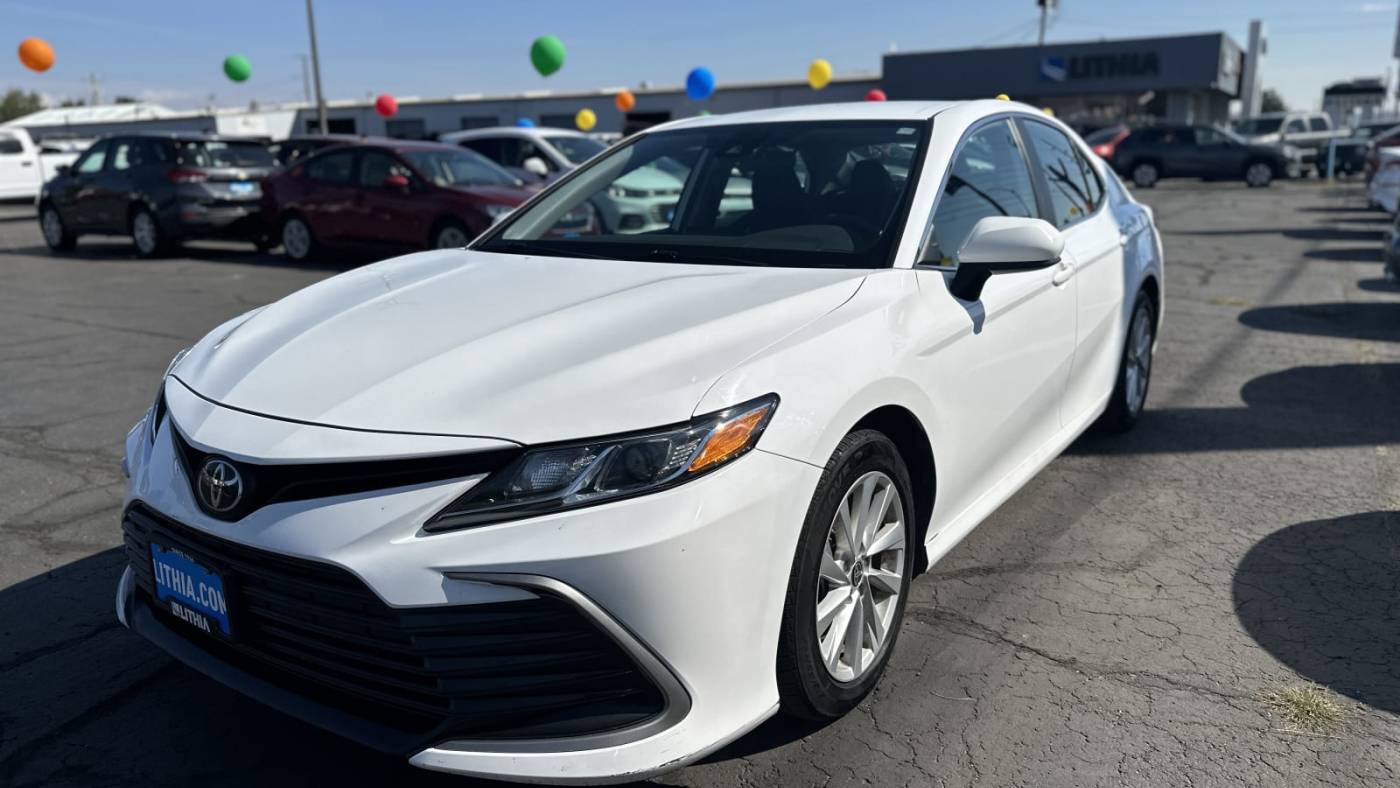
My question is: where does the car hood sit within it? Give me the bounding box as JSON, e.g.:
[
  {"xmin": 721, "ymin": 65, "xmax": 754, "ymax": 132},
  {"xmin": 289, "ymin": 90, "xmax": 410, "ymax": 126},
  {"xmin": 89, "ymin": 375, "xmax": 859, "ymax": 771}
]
[
  {"xmin": 173, "ymin": 250, "xmax": 866, "ymax": 444},
  {"xmin": 615, "ymin": 167, "xmax": 683, "ymax": 191}
]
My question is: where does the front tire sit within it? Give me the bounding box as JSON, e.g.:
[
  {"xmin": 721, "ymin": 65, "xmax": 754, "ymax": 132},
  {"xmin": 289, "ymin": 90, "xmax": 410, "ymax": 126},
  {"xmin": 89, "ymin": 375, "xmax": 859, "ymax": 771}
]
[
  {"xmin": 777, "ymin": 430, "xmax": 916, "ymax": 720},
  {"xmin": 1097, "ymin": 291, "xmax": 1157, "ymax": 433},
  {"xmin": 39, "ymin": 205, "xmax": 76, "ymax": 251},
  {"xmin": 1245, "ymin": 161, "xmax": 1274, "ymax": 188}
]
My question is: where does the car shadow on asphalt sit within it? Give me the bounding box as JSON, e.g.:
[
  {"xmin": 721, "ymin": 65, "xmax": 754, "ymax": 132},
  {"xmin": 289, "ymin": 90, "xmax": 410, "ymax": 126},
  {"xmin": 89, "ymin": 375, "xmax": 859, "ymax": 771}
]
[
  {"xmin": 0, "ymin": 547, "xmax": 669, "ymax": 787},
  {"xmin": 1069, "ymin": 363, "xmax": 1400, "ymax": 455},
  {"xmin": 1233, "ymin": 511, "xmax": 1400, "ymax": 714},
  {"xmin": 1239, "ymin": 302, "xmax": 1400, "ymax": 343},
  {"xmin": 1, "ymin": 242, "xmax": 379, "ymax": 272},
  {"xmin": 1303, "ymin": 247, "xmax": 1380, "ymax": 263},
  {"xmin": 1358, "ymin": 277, "xmax": 1399, "ymax": 293}
]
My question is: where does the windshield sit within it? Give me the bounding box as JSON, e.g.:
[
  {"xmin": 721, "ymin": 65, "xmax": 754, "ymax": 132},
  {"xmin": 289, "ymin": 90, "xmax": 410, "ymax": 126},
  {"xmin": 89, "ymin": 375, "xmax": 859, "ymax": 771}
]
[
  {"xmin": 403, "ymin": 148, "xmax": 518, "ymax": 187},
  {"xmin": 176, "ymin": 141, "xmax": 275, "ymax": 168},
  {"xmin": 548, "ymin": 135, "xmax": 607, "ymax": 165},
  {"xmin": 1234, "ymin": 118, "xmax": 1283, "ymax": 135},
  {"xmin": 477, "ymin": 120, "xmax": 928, "ymax": 269}
]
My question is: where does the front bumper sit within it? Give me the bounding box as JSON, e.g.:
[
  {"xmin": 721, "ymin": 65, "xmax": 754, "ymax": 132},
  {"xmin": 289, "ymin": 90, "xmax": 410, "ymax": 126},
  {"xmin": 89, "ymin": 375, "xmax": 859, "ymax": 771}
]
[{"xmin": 118, "ymin": 398, "xmax": 821, "ymax": 783}]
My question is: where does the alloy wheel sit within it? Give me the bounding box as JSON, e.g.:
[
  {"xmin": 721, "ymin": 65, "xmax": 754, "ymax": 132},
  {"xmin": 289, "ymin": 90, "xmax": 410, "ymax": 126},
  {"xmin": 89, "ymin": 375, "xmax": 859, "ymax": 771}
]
[
  {"xmin": 435, "ymin": 225, "xmax": 469, "ymax": 249},
  {"xmin": 1124, "ymin": 301, "xmax": 1154, "ymax": 415},
  {"xmin": 1246, "ymin": 163, "xmax": 1272, "ymax": 187},
  {"xmin": 816, "ymin": 470, "xmax": 906, "ymax": 683},
  {"xmin": 132, "ymin": 212, "xmax": 158, "ymax": 255},
  {"xmin": 1132, "ymin": 163, "xmax": 1158, "ymax": 188},
  {"xmin": 282, "ymin": 218, "xmax": 311, "ymax": 260}
]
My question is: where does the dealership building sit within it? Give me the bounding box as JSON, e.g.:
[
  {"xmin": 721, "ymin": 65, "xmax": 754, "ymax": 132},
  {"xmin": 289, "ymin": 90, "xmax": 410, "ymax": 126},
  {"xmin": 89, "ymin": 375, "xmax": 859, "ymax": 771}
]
[{"xmin": 3, "ymin": 32, "xmax": 1247, "ymax": 141}]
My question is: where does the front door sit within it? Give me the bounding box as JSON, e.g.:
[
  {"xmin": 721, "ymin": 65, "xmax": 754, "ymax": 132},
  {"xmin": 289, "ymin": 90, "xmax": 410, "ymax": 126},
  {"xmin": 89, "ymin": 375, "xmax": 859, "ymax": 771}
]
[
  {"xmin": 0, "ymin": 132, "xmax": 37, "ymax": 199},
  {"xmin": 57, "ymin": 140, "xmax": 111, "ymax": 230},
  {"xmin": 910, "ymin": 117, "xmax": 1078, "ymax": 528},
  {"xmin": 351, "ymin": 150, "xmax": 428, "ymax": 247}
]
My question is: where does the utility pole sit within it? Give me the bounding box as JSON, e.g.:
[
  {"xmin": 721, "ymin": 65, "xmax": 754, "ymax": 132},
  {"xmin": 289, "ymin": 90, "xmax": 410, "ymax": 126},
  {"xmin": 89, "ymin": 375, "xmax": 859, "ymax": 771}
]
[
  {"xmin": 88, "ymin": 72, "xmax": 100, "ymax": 105},
  {"xmin": 305, "ymin": 0, "xmax": 328, "ymax": 134},
  {"xmin": 1037, "ymin": 0, "xmax": 1057, "ymax": 46},
  {"xmin": 299, "ymin": 55, "xmax": 312, "ymax": 105}
]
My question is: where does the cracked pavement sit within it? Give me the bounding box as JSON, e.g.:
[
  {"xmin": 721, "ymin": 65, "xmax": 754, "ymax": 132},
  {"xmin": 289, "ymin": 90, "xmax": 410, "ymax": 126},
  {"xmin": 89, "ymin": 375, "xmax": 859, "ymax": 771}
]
[{"xmin": 1, "ymin": 180, "xmax": 1398, "ymax": 786}]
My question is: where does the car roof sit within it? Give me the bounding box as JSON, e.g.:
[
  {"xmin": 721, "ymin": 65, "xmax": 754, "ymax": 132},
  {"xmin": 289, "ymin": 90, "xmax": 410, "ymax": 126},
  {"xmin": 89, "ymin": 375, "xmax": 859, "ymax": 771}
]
[
  {"xmin": 657, "ymin": 101, "xmax": 956, "ymax": 132},
  {"xmin": 440, "ymin": 126, "xmax": 583, "ymax": 141},
  {"xmin": 101, "ymin": 131, "xmax": 266, "ymax": 143}
]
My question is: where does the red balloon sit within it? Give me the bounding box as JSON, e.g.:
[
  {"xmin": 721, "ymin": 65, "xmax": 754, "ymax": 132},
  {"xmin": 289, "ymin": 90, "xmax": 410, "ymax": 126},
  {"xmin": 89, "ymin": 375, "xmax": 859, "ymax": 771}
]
[
  {"xmin": 865, "ymin": 88, "xmax": 887, "ymax": 102},
  {"xmin": 374, "ymin": 94, "xmax": 398, "ymax": 118}
]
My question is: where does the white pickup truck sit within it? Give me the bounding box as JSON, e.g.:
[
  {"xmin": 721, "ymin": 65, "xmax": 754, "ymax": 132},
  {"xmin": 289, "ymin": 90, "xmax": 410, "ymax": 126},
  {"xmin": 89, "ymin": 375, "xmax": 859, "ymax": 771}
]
[
  {"xmin": 0, "ymin": 128, "xmax": 89, "ymax": 201},
  {"xmin": 1233, "ymin": 111, "xmax": 1348, "ymax": 174}
]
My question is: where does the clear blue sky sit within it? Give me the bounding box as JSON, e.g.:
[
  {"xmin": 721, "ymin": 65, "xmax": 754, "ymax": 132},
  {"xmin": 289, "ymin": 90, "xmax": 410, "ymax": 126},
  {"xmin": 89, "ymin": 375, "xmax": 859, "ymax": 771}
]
[{"xmin": 0, "ymin": 0, "xmax": 1394, "ymax": 112}]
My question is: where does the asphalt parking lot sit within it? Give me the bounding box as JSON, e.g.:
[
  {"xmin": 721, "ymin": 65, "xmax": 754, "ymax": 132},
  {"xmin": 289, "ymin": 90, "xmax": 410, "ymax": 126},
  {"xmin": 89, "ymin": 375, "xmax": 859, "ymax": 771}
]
[{"xmin": 1, "ymin": 180, "xmax": 1398, "ymax": 787}]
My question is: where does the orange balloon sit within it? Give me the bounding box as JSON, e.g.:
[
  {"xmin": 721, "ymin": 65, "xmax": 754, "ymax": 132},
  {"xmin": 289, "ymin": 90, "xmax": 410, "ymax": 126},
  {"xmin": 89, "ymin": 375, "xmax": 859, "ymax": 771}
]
[
  {"xmin": 18, "ymin": 37, "xmax": 54, "ymax": 73},
  {"xmin": 614, "ymin": 89, "xmax": 636, "ymax": 113}
]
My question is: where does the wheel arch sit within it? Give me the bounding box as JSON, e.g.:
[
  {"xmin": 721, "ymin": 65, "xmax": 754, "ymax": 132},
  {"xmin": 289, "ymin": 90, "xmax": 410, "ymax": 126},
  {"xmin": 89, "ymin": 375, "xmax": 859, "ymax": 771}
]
[{"xmin": 849, "ymin": 404, "xmax": 937, "ymax": 573}]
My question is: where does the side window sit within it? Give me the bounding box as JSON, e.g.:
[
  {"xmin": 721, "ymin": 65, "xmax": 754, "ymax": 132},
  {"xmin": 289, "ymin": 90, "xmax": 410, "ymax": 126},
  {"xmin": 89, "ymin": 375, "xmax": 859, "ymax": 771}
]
[
  {"xmin": 926, "ymin": 119, "xmax": 1038, "ymax": 266},
  {"xmin": 357, "ymin": 150, "xmax": 412, "ymax": 187},
  {"xmin": 74, "ymin": 141, "xmax": 109, "ymax": 174},
  {"xmin": 1195, "ymin": 127, "xmax": 1224, "ymax": 145},
  {"xmin": 460, "ymin": 138, "xmax": 503, "ymax": 162},
  {"xmin": 1284, "ymin": 118, "xmax": 1306, "ymax": 134},
  {"xmin": 1308, "ymin": 117, "xmax": 1329, "ymax": 132},
  {"xmin": 1021, "ymin": 120, "xmax": 1097, "ymax": 228},
  {"xmin": 0, "ymin": 134, "xmax": 22, "ymax": 155},
  {"xmin": 305, "ymin": 150, "xmax": 355, "ymax": 184},
  {"xmin": 111, "ymin": 139, "xmax": 135, "ymax": 171},
  {"xmin": 517, "ymin": 140, "xmax": 555, "ymax": 171},
  {"xmin": 139, "ymin": 140, "xmax": 169, "ymax": 166}
]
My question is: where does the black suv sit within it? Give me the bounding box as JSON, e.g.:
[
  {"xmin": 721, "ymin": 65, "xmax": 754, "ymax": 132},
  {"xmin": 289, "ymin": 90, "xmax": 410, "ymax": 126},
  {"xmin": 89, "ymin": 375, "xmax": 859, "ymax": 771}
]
[
  {"xmin": 39, "ymin": 133, "xmax": 277, "ymax": 256},
  {"xmin": 1111, "ymin": 124, "xmax": 1299, "ymax": 188}
]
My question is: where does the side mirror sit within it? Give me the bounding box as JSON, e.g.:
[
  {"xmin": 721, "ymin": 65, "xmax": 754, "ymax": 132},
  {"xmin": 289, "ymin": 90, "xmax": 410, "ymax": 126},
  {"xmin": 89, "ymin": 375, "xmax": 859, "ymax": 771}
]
[
  {"xmin": 383, "ymin": 173, "xmax": 410, "ymax": 190},
  {"xmin": 55, "ymin": 164, "xmax": 70, "ymax": 176},
  {"xmin": 946, "ymin": 216, "xmax": 1064, "ymax": 301},
  {"xmin": 522, "ymin": 156, "xmax": 550, "ymax": 177}
]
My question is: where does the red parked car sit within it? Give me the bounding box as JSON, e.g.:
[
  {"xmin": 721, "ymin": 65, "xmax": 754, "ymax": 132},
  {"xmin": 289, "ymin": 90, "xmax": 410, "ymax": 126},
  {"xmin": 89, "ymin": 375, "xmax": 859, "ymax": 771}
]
[{"xmin": 262, "ymin": 138, "xmax": 590, "ymax": 261}]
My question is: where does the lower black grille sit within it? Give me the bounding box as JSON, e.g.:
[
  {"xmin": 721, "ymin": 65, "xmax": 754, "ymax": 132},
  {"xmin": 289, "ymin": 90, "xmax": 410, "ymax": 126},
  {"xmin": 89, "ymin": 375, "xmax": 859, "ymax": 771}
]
[{"xmin": 122, "ymin": 504, "xmax": 665, "ymax": 750}]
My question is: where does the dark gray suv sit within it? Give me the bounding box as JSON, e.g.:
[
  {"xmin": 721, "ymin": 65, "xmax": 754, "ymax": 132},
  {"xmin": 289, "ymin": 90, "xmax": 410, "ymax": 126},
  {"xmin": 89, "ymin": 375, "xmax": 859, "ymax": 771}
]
[{"xmin": 38, "ymin": 133, "xmax": 277, "ymax": 257}]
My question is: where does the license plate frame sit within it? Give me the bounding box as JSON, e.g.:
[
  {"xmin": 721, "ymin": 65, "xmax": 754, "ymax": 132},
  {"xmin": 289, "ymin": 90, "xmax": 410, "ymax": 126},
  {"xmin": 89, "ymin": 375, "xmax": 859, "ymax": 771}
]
[
  {"xmin": 228, "ymin": 181, "xmax": 256, "ymax": 197},
  {"xmin": 149, "ymin": 541, "xmax": 234, "ymax": 639}
]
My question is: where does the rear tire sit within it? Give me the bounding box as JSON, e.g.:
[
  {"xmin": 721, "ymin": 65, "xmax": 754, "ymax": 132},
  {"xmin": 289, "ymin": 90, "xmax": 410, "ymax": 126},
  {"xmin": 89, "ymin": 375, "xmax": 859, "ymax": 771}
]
[
  {"xmin": 777, "ymin": 430, "xmax": 916, "ymax": 720},
  {"xmin": 1097, "ymin": 291, "xmax": 1157, "ymax": 433},
  {"xmin": 1131, "ymin": 161, "xmax": 1159, "ymax": 188},
  {"xmin": 281, "ymin": 215, "xmax": 318, "ymax": 262},
  {"xmin": 432, "ymin": 220, "xmax": 470, "ymax": 249},
  {"xmin": 39, "ymin": 205, "xmax": 75, "ymax": 251},
  {"xmin": 130, "ymin": 208, "xmax": 169, "ymax": 258}
]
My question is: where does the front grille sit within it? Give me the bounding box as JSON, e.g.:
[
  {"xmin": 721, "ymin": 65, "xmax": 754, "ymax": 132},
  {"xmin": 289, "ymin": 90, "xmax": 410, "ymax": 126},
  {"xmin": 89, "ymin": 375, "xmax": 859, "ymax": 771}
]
[{"xmin": 123, "ymin": 504, "xmax": 665, "ymax": 750}]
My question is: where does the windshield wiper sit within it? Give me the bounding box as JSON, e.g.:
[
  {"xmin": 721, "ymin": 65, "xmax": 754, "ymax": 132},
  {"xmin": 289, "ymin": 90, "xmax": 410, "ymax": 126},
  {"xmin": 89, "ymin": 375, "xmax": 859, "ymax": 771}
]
[{"xmin": 642, "ymin": 247, "xmax": 764, "ymax": 266}]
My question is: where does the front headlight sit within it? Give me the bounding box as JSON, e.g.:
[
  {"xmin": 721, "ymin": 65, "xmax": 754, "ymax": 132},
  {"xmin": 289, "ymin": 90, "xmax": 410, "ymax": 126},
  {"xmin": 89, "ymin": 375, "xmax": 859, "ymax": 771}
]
[
  {"xmin": 148, "ymin": 347, "xmax": 189, "ymax": 444},
  {"xmin": 425, "ymin": 394, "xmax": 778, "ymax": 531}
]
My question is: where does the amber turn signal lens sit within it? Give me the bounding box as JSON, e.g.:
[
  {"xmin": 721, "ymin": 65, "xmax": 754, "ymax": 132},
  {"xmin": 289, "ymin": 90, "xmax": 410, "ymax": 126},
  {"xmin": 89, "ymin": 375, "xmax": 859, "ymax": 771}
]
[{"xmin": 688, "ymin": 406, "xmax": 771, "ymax": 472}]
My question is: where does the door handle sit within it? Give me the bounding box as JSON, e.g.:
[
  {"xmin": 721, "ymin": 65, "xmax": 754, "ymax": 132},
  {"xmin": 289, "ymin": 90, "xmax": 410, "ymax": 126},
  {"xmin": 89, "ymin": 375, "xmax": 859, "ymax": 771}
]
[
  {"xmin": 1051, "ymin": 260, "xmax": 1076, "ymax": 286},
  {"xmin": 20, "ymin": 160, "xmax": 33, "ymax": 167}
]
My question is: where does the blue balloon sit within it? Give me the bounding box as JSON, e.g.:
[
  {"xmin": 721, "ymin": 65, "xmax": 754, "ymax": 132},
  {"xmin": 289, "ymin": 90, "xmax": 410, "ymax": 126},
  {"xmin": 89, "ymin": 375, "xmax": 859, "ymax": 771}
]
[
  {"xmin": 516, "ymin": 117, "xmax": 535, "ymax": 128},
  {"xmin": 685, "ymin": 67, "xmax": 715, "ymax": 101}
]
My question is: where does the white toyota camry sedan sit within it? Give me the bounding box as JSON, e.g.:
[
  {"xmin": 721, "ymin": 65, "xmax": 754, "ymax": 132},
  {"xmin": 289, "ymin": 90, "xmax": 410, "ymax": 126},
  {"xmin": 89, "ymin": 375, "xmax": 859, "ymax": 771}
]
[{"xmin": 117, "ymin": 100, "xmax": 1163, "ymax": 784}]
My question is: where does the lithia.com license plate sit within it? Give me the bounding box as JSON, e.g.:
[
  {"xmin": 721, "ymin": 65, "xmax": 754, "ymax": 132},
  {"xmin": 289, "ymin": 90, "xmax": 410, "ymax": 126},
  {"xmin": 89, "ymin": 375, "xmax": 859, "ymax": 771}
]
[{"xmin": 150, "ymin": 542, "xmax": 232, "ymax": 638}]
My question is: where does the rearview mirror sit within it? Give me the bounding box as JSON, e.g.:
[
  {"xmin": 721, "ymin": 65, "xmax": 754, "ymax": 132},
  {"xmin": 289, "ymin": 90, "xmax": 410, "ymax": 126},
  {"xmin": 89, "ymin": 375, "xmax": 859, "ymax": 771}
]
[
  {"xmin": 522, "ymin": 156, "xmax": 550, "ymax": 177},
  {"xmin": 946, "ymin": 216, "xmax": 1064, "ymax": 301}
]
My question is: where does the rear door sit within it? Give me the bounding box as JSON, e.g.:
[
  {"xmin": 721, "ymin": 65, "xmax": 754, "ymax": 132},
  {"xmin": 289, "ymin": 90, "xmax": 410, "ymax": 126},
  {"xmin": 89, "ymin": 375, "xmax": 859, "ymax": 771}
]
[
  {"xmin": 1017, "ymin": 118, "xmax": 1126, "ymax": 426},
  {"xmin": 911, "ymin": 117, "xmax": 1078, "ymax": 519}
]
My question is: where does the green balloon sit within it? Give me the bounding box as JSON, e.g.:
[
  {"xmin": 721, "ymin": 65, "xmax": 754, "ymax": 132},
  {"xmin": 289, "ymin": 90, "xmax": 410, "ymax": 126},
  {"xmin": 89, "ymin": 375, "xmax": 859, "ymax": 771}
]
[
  {"xmin": 530, "ymin": 35, "xmax": 565, "ymax": 77},
  {"xmin": 223, "ymin": 55, "xmax": 251, "ymax": 83}
]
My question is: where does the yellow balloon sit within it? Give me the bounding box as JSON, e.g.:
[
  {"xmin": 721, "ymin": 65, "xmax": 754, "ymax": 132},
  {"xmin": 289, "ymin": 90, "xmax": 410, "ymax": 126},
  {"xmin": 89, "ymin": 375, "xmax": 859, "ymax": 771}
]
[
  {"xmin": 575, "ymin": 107, "xmax": 597, "ymax": 132},
  {"xmin": 995, "ymin": 93, "xmax": 1010, "ymax": 101},
  {"xmin": 1042, "ymin": 106, "xmax": 1055, "ymax": 116},
  {"xmin": 807, "ymin": 58, "xmax": 832, "ymax": 90}
]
